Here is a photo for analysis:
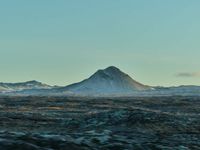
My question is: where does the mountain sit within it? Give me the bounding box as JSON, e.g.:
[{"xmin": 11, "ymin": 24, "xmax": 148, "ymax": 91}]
[
  {"xmin": 57, "ymin": 66, "xmax": 152, "ymax": 95},
  {"xmin": 1, "ymin": 66, "xmax": 200, "ymax": 97},
  {"xmin": 0, "ymin": 80, "xmax": 52, "ymax": 93}
]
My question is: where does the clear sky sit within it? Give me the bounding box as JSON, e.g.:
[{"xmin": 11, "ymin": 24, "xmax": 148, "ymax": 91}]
[{"xmin": 0, "ymin": 0, "xmax": 200, "ymax": 86}]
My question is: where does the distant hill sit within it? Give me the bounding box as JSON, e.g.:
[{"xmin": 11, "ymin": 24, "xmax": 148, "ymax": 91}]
[
  {"xmin": 0, "ymin": 80, "xmax": 52, "ymax": 93},
  {"xmin": 57, "ymin": 66, "xmax": 152, "ymax": 95}
]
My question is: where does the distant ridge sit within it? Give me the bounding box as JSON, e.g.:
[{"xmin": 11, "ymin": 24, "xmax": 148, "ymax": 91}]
[{"xmin": 0, "ymin": 80, "xmax": 52, "ymax": 93}]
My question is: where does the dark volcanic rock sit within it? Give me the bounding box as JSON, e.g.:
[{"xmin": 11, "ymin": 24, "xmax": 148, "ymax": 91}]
[{"xmin": 0, "ymin": 96, "xmax": 199, "ymax": 149}]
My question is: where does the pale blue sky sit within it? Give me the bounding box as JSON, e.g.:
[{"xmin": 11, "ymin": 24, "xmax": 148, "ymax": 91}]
[{"xmin": 0, "ymin": 0, "xmax": 200, "ymax": 86}]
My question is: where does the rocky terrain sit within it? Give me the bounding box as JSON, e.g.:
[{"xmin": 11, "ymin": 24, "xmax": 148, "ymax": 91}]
[{"xmin": 0, "ymin": 96, "xmax": 199, "ymax": 149}]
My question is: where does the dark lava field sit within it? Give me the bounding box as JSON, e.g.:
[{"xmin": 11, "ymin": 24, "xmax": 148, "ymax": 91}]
[{"xmin": 0, "ymin": 96, "xmax": 200, "ymax": 150}]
